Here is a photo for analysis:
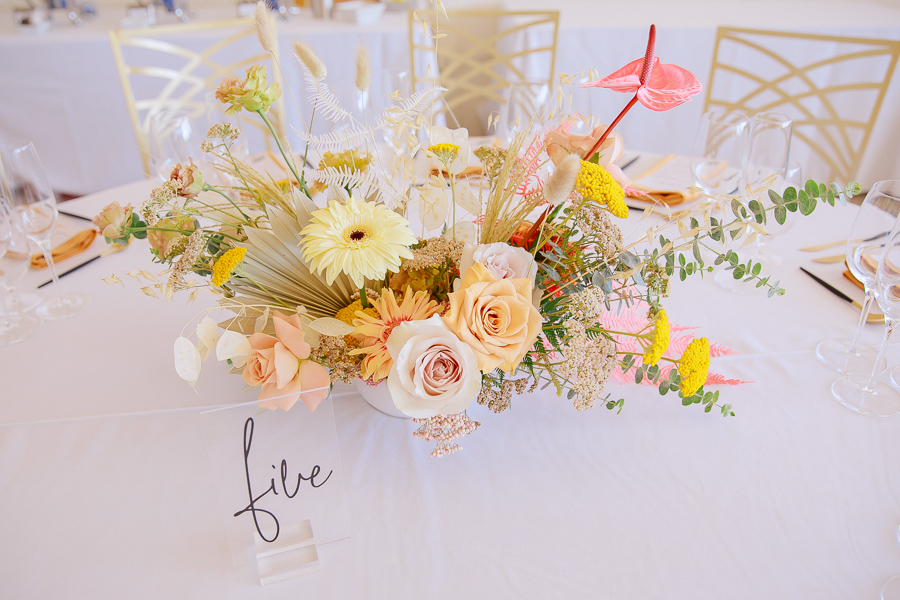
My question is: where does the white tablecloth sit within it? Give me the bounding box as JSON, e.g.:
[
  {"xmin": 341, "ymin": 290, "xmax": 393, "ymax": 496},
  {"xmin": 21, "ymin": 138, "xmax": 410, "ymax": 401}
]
[
  {"xmin": 2, "ymin": 178, "xmax": 900, "ymax": 598},
  {"xmin": 1, "ymin": 1, "xmax": 900, "ymax": 195}
]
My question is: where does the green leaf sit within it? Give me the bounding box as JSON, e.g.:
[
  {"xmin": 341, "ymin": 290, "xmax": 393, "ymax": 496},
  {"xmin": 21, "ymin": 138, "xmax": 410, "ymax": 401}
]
[
  {"xmin": 659, "ymin": 380, "xmax": 668, "ymax": 395},
  {"xmin": 768, "ymin": 189, "xmax": 784, "ymax": 207},
  {"xmin": 752, "ymin": 262, "xmax": 762, "ymax": 276},
  {"xmin": 826, "ymin": 189, "xmax": 835, "ymax": 206},
  {"xmin": 783, "ymin": 187, "xmax": 799, "ymax": 211},
  {"xmin": 799, "ymin": 190, "xmax": 815, "ymax": 216},
  {"xmin": 635, "ymin": 369, "xmax": 644, "ymax": 384},
  {"xmin": 805, "ymin": 179, "xmax": 819, "ymax": 198},
  {"xmin": 732, "ymin": 265, "xmax": 746, "ymax": 279},
  {"xmin": 748, "ymin": 199, "xmax": 766, "ymax": 224},
  {"xmin": 774, "ymin": 205, "xmax": 787, "ymax": 225},
  {"xmin": 692, "ymin": 239, "xmax": 702, "ymax": 264}
]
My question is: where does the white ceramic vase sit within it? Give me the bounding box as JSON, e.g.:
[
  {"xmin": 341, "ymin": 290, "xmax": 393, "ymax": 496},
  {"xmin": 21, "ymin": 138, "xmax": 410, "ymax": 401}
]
[{"xmin": 353, "ymin": 379, "xmax": 407, "ymax": 419}]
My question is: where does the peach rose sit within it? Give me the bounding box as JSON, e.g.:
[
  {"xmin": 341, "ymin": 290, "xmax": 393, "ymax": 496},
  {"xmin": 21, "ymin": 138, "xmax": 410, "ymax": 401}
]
[
  {"xmin": 545, "ymin": 123, "xmax": 631, "ymax": 188},
  {"xmin": 242, "ymin": 311, "xmax": 331, "ymax": 412},
  {"xmin": 443, "ymin": 263, "xmax": 542, "ymax": 373},
  {"xmin": 93, "ymin": 201, "xmax": 133, "ymax": 240},
  {"xmin": 147, "ymin": 212, "xmax": 196, "ymax": 259},
  {"xmin": 169, "ymin": 159, "xmax": 205, "ymax": 198}
]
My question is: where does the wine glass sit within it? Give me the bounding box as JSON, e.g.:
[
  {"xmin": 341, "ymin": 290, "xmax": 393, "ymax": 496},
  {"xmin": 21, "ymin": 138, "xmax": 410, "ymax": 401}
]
[
  {"xmin": 0, "ymin": 201, "xmax": 39, "ymax": 312},
  {"xmin": 742, "ymin": 112, "xmax": 793, "ymax": 190},
  {"xmin": 817, "ymin": 181, "xmax": 900, "ymax": 375},
  {"xmin": 0, "ymin": 216, "xmax": 41, "ymax": 314},
  {"xmin": 497, "ymin": 80, "xmax": 551, "ymax": 144},
  {"xmin": 831, "ymin": 194, "xmax": 900, "ymax": 417},
  {"xmin": 744, "ymin": 112, "xmax": 793, "ymax": 270},
  {"xmin": 691, "ymin": 109, "xmax": 749, "ymax": 196},
  {"xmin": 1, "ymin": 141, "xmax": 89, "ymax": 320},
  {"xmin": 0, "ymin": 201, "xmax": 41, "ymax": 345},
  {"xmin": 147, "ymin": 108, "xmax": 200, "ymax": 181}
]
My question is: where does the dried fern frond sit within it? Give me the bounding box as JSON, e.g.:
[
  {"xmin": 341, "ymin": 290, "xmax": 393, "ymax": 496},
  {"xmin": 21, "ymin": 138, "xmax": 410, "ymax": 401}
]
[
  {"xmin": 306, "ymin": 76, "xmax": 350, "ymax": 123},
  {"xmin": 292, "ymin": 122, "xmax": 384, "ymax": 152}
]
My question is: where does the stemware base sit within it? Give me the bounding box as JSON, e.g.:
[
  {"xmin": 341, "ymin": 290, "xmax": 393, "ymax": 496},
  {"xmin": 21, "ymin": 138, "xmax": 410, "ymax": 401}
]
[
  {"xmin": 714, "ymin": 268, "xmax": 767, "ymax": 295},
  {"xmin": 4, "ymin": 291, "xmax": 41, "ymax": 314},
  {"xmin": 0, "ymin": 314, "xmax": 41, "ymax": 346},
  {"xmin": 816, "ymin": 338, "xmax": 883, "ymax": 375},
  {"xmin": 36, "ymin": 292, "xmax": 89, "ymax": 320},
  {"xmin": 882, "ymin": 575, "xmax": 900, "ymax": 600},
  {"xmin": 831, "ymin": 375, "xmax": 900, "ymax": 417}
]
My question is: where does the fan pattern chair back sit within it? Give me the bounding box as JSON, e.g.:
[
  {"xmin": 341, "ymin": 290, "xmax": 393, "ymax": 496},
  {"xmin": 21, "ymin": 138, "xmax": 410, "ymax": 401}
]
[
  {"xmin": 109, "ymin": 19, "xmax": 285, "ymax": 176},
  {"xmin": 408, "ymin": 9, "xmax": 559, "ymax": 136},
  {"xmin": 704, "ymin": 27, "xmax": 900, "ymax": 185}
]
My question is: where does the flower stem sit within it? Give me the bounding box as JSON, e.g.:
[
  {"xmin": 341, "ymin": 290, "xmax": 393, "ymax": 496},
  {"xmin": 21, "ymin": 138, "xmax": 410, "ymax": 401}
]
[
  {"xmin": 583, "ymin": 94, "xmax": 639, "ymax": 161},
  {"xmin": 359, "ymin": 288, "xmax": 370, "ymax": 309},
  {"xmin": 257, "ymin": 110, "xmax": 310, "ymax": 198}
]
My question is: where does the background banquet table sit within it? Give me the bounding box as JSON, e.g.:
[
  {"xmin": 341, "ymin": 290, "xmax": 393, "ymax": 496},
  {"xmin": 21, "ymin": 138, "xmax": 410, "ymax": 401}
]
[
  {"xmin": 1, "ymin": 0, "xmax": 900, "ymax": 195},
  {"xmin": 2, "ymin": 177, "xmax": 900, "ymax": 598}
]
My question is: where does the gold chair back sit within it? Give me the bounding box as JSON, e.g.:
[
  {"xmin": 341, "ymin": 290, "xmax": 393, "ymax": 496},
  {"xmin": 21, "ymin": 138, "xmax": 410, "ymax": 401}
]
[
  {"xmin": 109, "ymin": 19, "xmax": 285, "ymax": 176},
  {"xmin": 705, "ymin": 27, "xmax": 900, "ymax": 185},
  {"xmin": 408, "ymin": 9, "xmax": 559, "ymax": 135}
]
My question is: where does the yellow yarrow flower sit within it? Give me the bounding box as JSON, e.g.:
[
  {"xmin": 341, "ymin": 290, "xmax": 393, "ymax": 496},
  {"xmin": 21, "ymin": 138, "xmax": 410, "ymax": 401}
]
[
  {"xmin": 334, "ymin": 299, "xmax": 379, "ymax": 347},
  {"xmin": 642, "ymin": 310, "xmax": 670, "ymax": 365},
  {"xmin": 678, "ymin": 337, "xmax": 710, "ymax": 397},
  {"xmin": 428, "ymin": 143, "xmax": 460, "ymax": 164},
  {"xmin": 576, "ymin": 160, "xmax": 627, "ymax": 218},
  {"xmin": 211, "ymin": 247, "xmax": 247, "ymax": 287},
  {"xmin": 334, "ymin": 299, "xmax": 379, "ymax": 327}
]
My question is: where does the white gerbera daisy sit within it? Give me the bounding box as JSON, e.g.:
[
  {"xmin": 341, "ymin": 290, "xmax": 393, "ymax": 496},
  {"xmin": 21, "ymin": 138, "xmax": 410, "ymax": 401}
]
[{"xmin": 300, "ymin": 196, "xmax": 417, "ymax": 289}]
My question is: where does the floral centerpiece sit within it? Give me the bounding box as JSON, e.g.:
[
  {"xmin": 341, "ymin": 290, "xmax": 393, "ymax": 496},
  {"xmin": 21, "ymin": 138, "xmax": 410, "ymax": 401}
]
[{"xmin": 96, "ymin": 5, "xmax": 858, "ymax": 457}]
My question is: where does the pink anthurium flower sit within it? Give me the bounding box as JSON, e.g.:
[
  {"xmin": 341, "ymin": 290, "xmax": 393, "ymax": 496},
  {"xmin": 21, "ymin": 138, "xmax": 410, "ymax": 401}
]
[{"xmin": 579, "ymin": 24, "xmax": 702, "ymax": 160}]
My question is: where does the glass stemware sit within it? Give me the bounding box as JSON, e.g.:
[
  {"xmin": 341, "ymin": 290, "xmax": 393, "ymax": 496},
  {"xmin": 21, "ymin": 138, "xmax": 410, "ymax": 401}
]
[
  {"xmin": 0, "ymin": 202, "xmax": 41, "ymax": 345},
  {"xmin": 148, "ymin": 108, "xmax": 200, "ymax": 181},
  {"xmin": 691, "ymin": 109, "xmax": 749, "ymax": 196},
  {"xmin": 1, "ymin": 141, "xmax": 89, "ymax": 320},
  {"xmin": 0, "ymin": 218, "xmax": 40, "ymax": 314},
  {"xmin": 831, "ymin": 188, "xmax": 900, "ymax": 417},
  {"xmin": 817, "ymin": 181, "xmax": 900, "ymax": 375}
]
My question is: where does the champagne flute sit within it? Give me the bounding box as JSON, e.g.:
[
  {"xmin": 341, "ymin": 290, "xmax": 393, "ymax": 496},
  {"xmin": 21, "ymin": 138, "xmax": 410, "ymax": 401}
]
[
  {"xmin": 817, "ymin": 181, "xmax": 900, "ymax": 374},
  {"xmin": 1, "ymin": 141, "xmax": 89, "ymax": 320},
  {"xmin": 0, "ymin": 201, "xmax": 41, "ymax": 345},
  {"xmin": 831, "ymin": 195, "xmax": 900, "ymax": 417}
]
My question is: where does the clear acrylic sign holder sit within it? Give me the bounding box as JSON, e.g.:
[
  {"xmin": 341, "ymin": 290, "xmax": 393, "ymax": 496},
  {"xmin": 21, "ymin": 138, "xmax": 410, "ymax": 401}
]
[{"xmin": 199, "ymin": 391, "xmax": 350, "ymax": 585}]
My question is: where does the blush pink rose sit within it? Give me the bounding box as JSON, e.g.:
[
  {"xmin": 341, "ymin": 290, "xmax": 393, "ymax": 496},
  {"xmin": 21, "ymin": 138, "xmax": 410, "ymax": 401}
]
[
  {"xmin": 545, "ymin": 124, "xmax": 631, "ymax": 188},
  {"xmin": 242, "ymin": 311, "xmax": 330, "ymax": 412}
]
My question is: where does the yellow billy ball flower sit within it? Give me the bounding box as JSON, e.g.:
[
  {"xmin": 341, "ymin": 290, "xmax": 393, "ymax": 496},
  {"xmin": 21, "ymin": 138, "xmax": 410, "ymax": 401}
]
[
  {"xmin": 678, "ymin": 337, "xmax": 710, "ymax": 397},
  {"xmin": 211, "ymin": 247, "xmax": 247, "ymax": 287},
  {"xmin": 642, "ymin": 310, "xmax": 670, "ymax": 365},
  {"xmin": 576, "ymin": 160, "xmax": 627, "ymax": 218}
]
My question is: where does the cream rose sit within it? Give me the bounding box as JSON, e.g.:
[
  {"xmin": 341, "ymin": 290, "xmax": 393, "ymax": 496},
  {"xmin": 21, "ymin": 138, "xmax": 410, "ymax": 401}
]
[
  {"xmin": 443, "ymin": 263, "xmax": 542, "ymax": 373},
  {"xmin": 242, "ymin": 311, "xmax": 331, "ymax": 412},
  {"xmin": 459, "ymin": 242, "xmax": 538, "ymax": 282},
  {"xmin": 386, "ymin": 315, "xmax": 482, "ymax": 418}
]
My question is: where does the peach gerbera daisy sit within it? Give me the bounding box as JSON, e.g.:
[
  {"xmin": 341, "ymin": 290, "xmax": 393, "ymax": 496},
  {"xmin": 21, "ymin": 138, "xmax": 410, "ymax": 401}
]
[{"xmin": 349, "ymin": 287, "xmax": 440, "ymax": 382}]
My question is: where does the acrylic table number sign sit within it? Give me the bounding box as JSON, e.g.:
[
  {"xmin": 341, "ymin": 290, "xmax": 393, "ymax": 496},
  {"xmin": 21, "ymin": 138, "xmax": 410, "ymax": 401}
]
[{"xmin": 199, "ymin": 392, "xmax": 350, "ymax": 586}]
